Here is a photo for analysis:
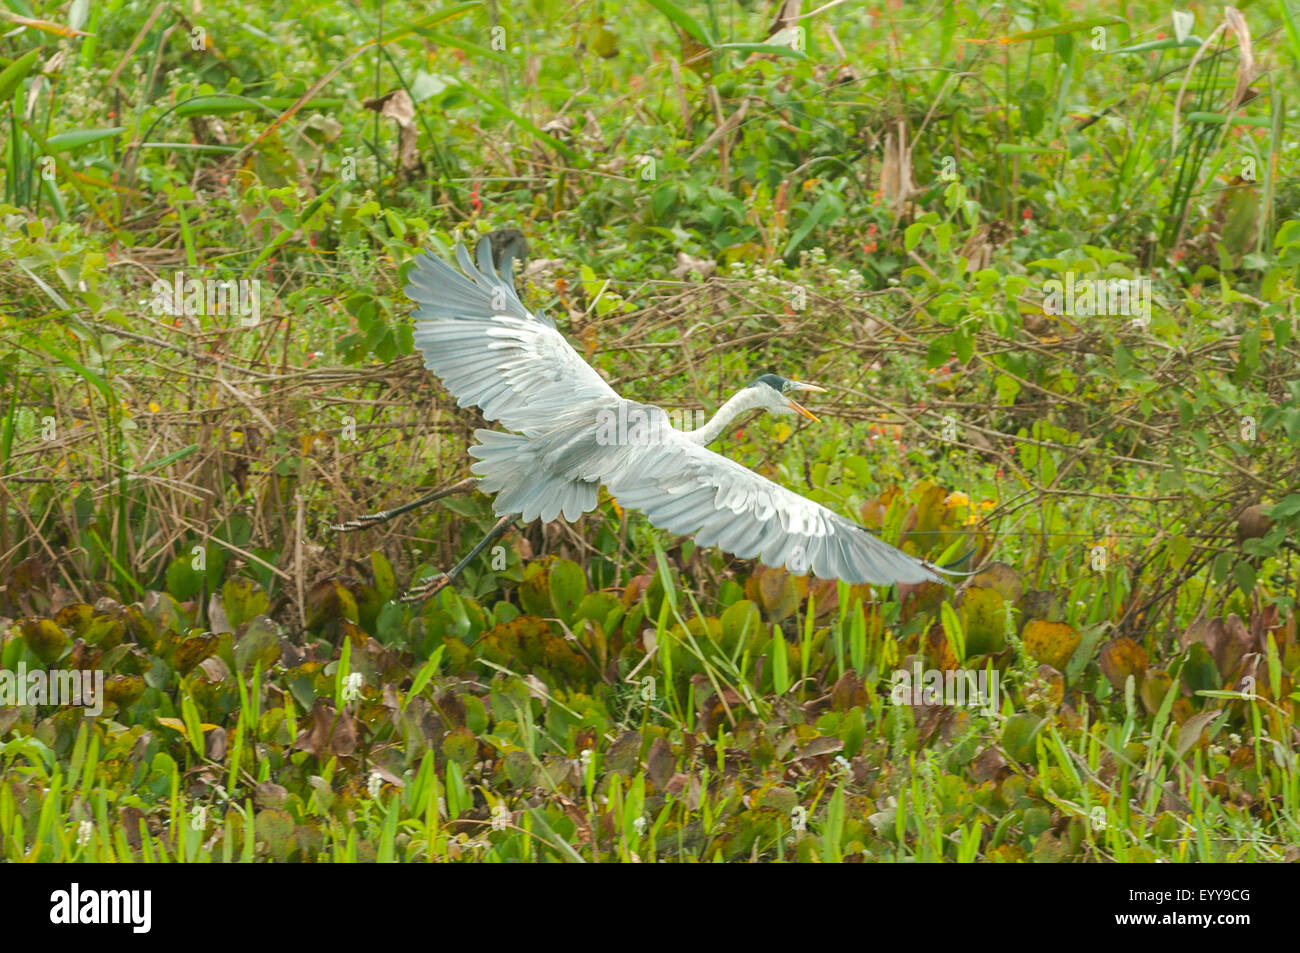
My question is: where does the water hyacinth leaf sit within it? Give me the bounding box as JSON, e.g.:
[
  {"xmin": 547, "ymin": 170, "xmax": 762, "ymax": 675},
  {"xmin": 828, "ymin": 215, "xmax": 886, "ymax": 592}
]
[
  {"xmin": 1021, "ymin": 619, "xmax": 1081, "ymax": 672},
  {"xmin": 748, "ymin": 567, "xmax": 799, "ymax": 623},
  {"xmin": 104, "ymin": 674, "xmax": 146, "ymax": 709},
  {"xmin": 304, "ymin": 580, "xmax": 359, "ymax": 631},
  {"xmin": 1001, "ymin": 713, "xmax": 1046, "ymax": 763},
  {"xmin": 234, "ymin": 617, "xmax": 281, "ymax": 673},
  {"xmin": 21, "ymin": 617, "xmax": 66, "ymax": 665},
  {"xmin": 222, "ymin": 577, "xmax": 269, "ymax": 629},
  {"xmin": 370, "ymin": 551, "xmax": 396, "ymax": 602},
  {"xmin": 959, "ymin": 586, "xmax": 1008, "ymax": 656},
  {"xmin": 518, "ymin": 562, "xmax": 552, "ymax": 618},
  {"xmin": 165, "ymin": 552, "xmax": 205, "ymax": 602},
  {"xmin": 548, "ymin": 559, "xmax": 586, "ymax": 624},
  {"xmin": 719, "ymin": 599, "xmax": 761, "ymax": 654},
  {"xmin": 1098, "ymin": 637, "xmax": 1149, "ymax": 691},
  {"xmin": 172, "ymin": 634, "xmax": 219, "ymax": 676}
]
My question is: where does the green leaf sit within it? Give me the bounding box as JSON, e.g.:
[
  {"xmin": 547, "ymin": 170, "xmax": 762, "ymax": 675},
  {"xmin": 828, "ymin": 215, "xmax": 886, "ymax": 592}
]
[
  {"xmin": 44, "ymin": 127, "xmax": 125, "ymax": 152},
  {"xmin": 548, "ymin": 559, "xmax": 587, "ymax": 625},
  {"xmin": 904, "ymin": 221, "xmax": 928, "ymax": 251},
  {"xmin": 370, "ymin": 550, "xmax": 396, "ymax": 602},
  {"xmin": 165, "ymin": 552, "xmax": 205, "ymax": 602},
  {"xmin": 1266, "ymin": 494, "xmax": 1300, "ymax": 521},
  {"xmin": 0, "ymin": 48, "xmax": 42, "ymax": 102},
  {"xmin": 646, "ymin": 0, "xmax": 714, "ymax": 45}
]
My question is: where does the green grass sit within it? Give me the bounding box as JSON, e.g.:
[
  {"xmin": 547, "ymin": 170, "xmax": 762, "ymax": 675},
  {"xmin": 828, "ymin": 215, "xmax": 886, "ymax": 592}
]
[{"xmin": 0, "ymin": 0, "xmax": 1298, "ymax": 862}]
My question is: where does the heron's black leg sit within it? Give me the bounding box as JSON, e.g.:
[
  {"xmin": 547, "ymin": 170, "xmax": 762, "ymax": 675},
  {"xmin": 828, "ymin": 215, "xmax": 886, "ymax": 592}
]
[
  {"xmin": 402, "ymin": 513, "xmax": 516, "ymax": 602},
  {"xmin": 330, "ymin": 477, "xmax": 477, "ymax": 532}
]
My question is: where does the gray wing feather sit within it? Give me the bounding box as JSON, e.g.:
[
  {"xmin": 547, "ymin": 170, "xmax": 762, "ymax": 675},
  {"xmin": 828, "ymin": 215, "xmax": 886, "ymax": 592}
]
[
  {"xmin": 406, "ymin": 244, "xmax": 618, "ymax": 432},
  {"xmin": 603, "ymin": 433, "xmax": 941, "ymax": 585}
]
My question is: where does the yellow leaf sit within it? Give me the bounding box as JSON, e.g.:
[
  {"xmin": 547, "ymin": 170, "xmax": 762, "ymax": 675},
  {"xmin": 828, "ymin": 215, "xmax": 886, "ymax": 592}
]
[
  {"xmin": 156, "ymin": 716, "xmax": 219, "ymax": 732},
  {"xmin": 0, "ymin": 11, "xmax": 92, "ymax": 36}
]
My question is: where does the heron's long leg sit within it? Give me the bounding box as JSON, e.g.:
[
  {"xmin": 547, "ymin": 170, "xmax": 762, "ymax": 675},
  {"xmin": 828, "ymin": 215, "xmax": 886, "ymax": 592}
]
[
  {"xmin": 401, "ymin": 513, "xmax": 516, "ymax": 602},
  {"xmin": 330, "ymin": 477, "xmax": 477, "ymax": 532}
]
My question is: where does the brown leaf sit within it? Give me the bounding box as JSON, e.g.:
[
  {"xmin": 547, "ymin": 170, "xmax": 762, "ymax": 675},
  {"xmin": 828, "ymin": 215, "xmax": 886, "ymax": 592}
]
[
  {"xmin": 830, "ymin": 671, "xmax": 866, "ymax": 712},
  {"xmin": 173, "ymin": 633, "xmax": 218, "ymax": 675},
  {"xmin": 1176, "ymin": 709, "xmax": 1222, "ymax": 759},
  {"xmin": 363, "ymin": 88, "xmax": 414, "ymax": 127},
  {"xmin": 605, "ymin": 729, "xmax": 641, "ymax": 776},
  {"xmin": 645, "ymin": 737, "xmax": 674, "ymax": 789},
  {"xmin": 205, "ymin": 726, "xmax": 228, "ymax": 761},
  {"xmin": 1022, "ymin": 619, "xmax": 1081, "ymax": 672},
  {"xmin": 294, "ymin": 698, "xmax": 356, "ymax": 758},
  {"xmin": 1098, "ymin": 636, "xmax": 1148, "ymax": 691},
  {"xmin": 971, "ymin": 746, "xmax": 1009, "ymax": 783},
  {"xmin": 968, "ymin": 562, "xmax": 1023, "ymax": 603},
  {"xmin": 119, "ymin": 806, "xmax": 146, "ymax": 850},
  {"xmin": 253, "ymin": 781, "xmax": 288, "ymax": 810},
  {"xmin": 792, "ymin": 736, "xmax": 844, "ymax": 761}
]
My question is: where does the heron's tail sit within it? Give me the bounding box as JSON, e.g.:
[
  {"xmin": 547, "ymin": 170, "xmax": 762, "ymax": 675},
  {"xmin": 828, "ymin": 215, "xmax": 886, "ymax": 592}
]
[{"xmin": 468, "ymin": 430, "xmax": 598, "ymax": 524}]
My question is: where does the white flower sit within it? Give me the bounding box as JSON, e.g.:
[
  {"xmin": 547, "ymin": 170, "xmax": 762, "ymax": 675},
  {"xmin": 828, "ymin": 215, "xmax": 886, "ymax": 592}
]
[
  {"xmin": 77, "ymin": 820, "xmax": 93, "ymax": 846},
  {"xmin": 632, "ymin": 815, "xmax": 647, "ymax": 836},
  {"xmin": 342, "ymin": 671, "xmax": 363, "ymax": 704},
  {"xmin": 491, "ymin": 803, "xmax": 511, "ymax": 831},
  {"xmin": 367, "ymin": 770, "xmax": 383, "ymax": 799},
  {"xmin": 834, "ymin": 755, "xmax": 852, "ymax": 776},
  {"xmin": 790, "ymin": 805, "xmax": 808, "ymax": 832},
  {"xmin": 579, "ymin": 749, "xmax": 593, "ymax": 771}
]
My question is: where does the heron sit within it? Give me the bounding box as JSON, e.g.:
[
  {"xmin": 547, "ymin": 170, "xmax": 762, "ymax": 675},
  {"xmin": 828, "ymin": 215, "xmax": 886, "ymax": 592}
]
[{"xmin": 336, "ymin": 236, "xmax": 958, "ymax": 598}]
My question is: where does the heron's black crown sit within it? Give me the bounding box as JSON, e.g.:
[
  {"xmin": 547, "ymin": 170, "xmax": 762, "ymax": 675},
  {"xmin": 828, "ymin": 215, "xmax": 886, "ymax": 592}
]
[{"xmin": 754, "ymin": 373, "xmax": 789, "ymax": 393}]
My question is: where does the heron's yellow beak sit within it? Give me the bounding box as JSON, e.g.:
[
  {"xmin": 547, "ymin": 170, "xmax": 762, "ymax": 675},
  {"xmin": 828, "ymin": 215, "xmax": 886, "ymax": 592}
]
[
  {"xmin": 788, "ymin": 399, "xmax": 820, "ymax": 422},
  {"xmin": 786, "ymin": 381, "xmax": 826, "ymax": 422}
]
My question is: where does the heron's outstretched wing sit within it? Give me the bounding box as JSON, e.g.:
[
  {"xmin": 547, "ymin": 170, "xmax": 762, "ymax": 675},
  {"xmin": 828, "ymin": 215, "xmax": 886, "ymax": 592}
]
[
  {"xmin": 405, "ymin": 241, "xmax": 618, "ymax": 432},
  {"xmin": 604, "ymin": 432, "xmax": 943, "ymax": 585}
]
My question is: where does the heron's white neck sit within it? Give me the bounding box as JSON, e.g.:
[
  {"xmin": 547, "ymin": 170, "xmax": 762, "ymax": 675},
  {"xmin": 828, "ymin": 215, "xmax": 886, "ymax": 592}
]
[{"xmin": 681, "ymin": 386, "xmax": 768, "ymax": 445}]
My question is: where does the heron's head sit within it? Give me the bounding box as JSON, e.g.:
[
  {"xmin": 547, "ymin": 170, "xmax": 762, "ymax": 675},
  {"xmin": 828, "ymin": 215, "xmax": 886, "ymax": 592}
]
[{"xmin": 752, "ymin": 374, "xmax": 827, "ymax": 422}]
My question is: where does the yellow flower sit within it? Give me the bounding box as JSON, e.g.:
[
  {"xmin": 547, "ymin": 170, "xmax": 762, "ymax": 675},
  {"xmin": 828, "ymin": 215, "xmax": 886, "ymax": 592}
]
[
  {"xmin": 945, "ymin": 491, "xmax": 970, "ymax": 508},
  {"xmin": 148, "ymin": 401, "xmax": 161, "ymax": 413}
]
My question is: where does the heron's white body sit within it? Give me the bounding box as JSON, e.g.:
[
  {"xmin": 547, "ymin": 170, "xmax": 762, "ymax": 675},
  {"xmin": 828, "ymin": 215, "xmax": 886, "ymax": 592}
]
[{"xmin": 405, "ymin": 241, "xmax": 943, "ymax": 586}]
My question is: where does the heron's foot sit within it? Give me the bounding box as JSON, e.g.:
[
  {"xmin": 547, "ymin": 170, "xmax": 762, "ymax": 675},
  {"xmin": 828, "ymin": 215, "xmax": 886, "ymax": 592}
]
[
  {"xmin": 401, "ymin": 572, "xmax": 453, "ymax": 603},
  {"xmin": 330, "ymin": 510, "xmax": 399, "ymax": 532},
  {"xmin": 329, "ymin": 478, "xmax": 480, "ymax": 534}
]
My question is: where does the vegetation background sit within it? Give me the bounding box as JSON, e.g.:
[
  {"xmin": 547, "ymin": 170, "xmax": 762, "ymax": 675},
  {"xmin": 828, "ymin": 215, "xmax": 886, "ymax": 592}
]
[{"xmin": 1, "ymin": 0, "xmax": 1298, "ymax": 861}]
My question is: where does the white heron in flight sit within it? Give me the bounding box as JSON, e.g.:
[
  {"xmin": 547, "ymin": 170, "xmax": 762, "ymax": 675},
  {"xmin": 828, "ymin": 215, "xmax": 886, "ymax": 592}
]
[{"xmin": 338, "ymin": 236, "xmax": 955, "ymax": 597}]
